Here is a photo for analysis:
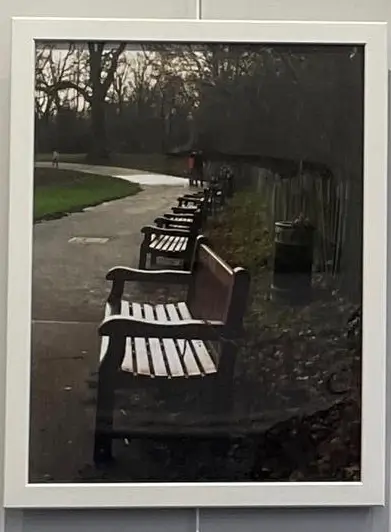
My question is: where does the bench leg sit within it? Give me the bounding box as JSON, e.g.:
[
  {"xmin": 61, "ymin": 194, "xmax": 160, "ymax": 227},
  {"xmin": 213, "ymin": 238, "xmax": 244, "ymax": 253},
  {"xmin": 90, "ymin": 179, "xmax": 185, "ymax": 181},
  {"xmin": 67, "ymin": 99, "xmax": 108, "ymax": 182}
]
[
  {"xmin": 93, "ymin": 372, "xmax": 115, "ymax": 464},
  {"xmin": 183, "ymin": 255, "xmax": 191, "ymax": 270},
  {"xmin": 139, "ymin": 245, "xmax": 148, "ymax": 269},
  {"xmin": 213, "ymin": 346, "xmax": 236, "ymax": 414}
]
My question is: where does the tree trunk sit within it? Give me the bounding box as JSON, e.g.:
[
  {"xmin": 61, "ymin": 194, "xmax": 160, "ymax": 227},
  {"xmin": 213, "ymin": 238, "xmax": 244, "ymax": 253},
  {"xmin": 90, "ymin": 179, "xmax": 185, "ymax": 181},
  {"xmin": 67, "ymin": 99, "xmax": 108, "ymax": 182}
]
[
  {"xmin": 86, "ymin": 43, "xmax": 110, "ymax": 163},
  {"xmin": 88, "ymin": 90, "xmax": 109, "ymax": 162}
]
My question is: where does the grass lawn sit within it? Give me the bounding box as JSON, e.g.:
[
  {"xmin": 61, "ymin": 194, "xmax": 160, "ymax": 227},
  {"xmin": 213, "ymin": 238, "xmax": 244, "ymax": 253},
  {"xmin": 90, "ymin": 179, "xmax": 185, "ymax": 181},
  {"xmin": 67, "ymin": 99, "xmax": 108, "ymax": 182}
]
[
  {"xmin": 35, "ymin": 152, "xmax": 187, "ymax": 177},
  {"xmin": 34, "ymin": 167, "xmax": 141, "ymax": 222}
]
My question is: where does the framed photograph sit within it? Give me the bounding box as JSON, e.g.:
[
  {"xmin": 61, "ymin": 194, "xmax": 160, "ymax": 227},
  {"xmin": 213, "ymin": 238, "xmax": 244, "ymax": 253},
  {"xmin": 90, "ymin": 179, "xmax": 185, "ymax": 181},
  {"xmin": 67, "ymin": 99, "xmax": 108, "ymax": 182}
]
[{"xmin": 4, "ymin": 17, "xmax": 387, "ymax": 508}]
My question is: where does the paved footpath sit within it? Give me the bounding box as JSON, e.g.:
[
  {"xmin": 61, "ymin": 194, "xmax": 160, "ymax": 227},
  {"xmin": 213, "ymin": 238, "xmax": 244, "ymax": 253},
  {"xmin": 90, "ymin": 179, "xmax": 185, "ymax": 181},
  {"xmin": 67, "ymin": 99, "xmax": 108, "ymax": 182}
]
[
  {"xmin": 30, "ymin": 184, "xmax": 188, "ymax": 483},
  {"xmin": 35, "ymin": 161, "xmax": 190, "ymax": 186}
]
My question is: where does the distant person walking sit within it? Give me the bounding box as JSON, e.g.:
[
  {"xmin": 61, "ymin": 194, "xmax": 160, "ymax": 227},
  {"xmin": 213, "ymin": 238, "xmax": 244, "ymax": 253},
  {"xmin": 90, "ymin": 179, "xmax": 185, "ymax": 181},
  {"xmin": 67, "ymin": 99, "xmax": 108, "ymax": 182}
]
[
  {"xmin": 187, "ymin": 151, "xmax": 196, "ymax": 186},
  {"xmin": 194, "ymin": 150, "xmax": 204, "ymax": 187},
  {"xmin": 52, "ymin": 150, "xmax": 59, "ymax": 169}
]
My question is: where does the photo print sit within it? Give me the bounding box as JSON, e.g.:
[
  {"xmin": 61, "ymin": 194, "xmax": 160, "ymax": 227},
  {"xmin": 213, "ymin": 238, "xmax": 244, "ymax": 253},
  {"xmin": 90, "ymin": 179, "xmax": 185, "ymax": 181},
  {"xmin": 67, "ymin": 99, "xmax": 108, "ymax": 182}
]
[{"xmin": 31, "ymin": 39, "xmax": 364, "ymax": 484}]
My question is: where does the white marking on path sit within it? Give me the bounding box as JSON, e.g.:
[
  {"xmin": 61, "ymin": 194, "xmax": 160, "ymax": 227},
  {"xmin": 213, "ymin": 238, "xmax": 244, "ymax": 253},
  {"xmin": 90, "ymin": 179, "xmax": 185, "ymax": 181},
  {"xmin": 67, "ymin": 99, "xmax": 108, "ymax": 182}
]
[{"xmin": 68, "ymin": 237, "xmax": 109, "ymax": 244}]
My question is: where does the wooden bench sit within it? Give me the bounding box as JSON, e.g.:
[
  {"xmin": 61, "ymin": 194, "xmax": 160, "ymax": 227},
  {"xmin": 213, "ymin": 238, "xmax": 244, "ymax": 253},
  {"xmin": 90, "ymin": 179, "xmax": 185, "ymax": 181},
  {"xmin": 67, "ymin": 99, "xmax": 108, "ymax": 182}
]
[
  {"xmin": 138, "ymin": 216, "xmax": 199, "ymax": 270},
  {"xmin": 171, "ymin": 204, "xmax": 206, "ymax": 220},
  {"xmin": 161, "ymin": 213, "xmax": 197, "ymax": 227},
  {"xmin": 177, "ymin": 195, "xmax": 205, "ymax": 208},
  {"xmin": 177, "ymin": 189, "xmax": 216, "ymax": 216},
  {"xmin": 93, "ymin": 236, "xmax": 251, "ymax": 463},
  {"xmin": 180, "ymin": 183, "xmax": 226, "ymax": 214},
  {"xmin": 163, "ymin": 211, "xmax": 204, "ymax": 237},
  {"xmin": 156, "ymin": 209, "xmax": 203, "ymax": 232}
]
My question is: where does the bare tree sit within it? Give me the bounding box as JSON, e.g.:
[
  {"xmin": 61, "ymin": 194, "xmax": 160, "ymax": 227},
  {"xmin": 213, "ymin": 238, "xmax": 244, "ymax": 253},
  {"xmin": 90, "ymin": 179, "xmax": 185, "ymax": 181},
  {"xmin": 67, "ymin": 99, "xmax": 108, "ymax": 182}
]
[
  {"xmin": 87, "ymin": 42, "xmax": 126, "ymax": 160},
  {"xmin": 35, "ymin": 44, "xmax": 76, "ymax": 121},
  {"xmin": 35, "ymin": 41, "xmax": 126, "ymax": 162}
]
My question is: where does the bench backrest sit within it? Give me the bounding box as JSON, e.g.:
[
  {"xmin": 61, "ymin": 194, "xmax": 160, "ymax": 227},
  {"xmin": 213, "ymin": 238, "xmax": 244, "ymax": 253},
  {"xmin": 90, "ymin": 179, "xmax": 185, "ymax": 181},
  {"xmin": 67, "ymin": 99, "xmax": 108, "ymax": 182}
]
[{"xmin": 186, "ymin": 236, "xmax": 250, "ymax": 334}]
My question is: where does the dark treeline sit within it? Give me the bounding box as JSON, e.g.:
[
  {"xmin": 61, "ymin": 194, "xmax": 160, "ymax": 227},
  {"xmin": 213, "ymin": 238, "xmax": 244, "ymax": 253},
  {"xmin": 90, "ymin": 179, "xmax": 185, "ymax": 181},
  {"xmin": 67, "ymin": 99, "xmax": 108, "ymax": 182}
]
[{"xmin": 35, "ymin": 42, "xmax": 363, "ymax": 180}]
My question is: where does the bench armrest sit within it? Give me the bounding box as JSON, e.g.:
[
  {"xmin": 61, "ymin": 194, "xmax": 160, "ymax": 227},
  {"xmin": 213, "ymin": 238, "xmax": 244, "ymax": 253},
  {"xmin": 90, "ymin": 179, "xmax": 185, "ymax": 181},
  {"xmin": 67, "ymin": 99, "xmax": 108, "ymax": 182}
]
[
  {"xmin": 106, "ymin": 266, "xmax": 192, "ymax": 284},
  {"xmin": 99, "ymin": 315, "xmax": 225, "ymax": 341},
  {"xmin": 141, "ymin": 225, "xmax": 191, "ymax": 237}
]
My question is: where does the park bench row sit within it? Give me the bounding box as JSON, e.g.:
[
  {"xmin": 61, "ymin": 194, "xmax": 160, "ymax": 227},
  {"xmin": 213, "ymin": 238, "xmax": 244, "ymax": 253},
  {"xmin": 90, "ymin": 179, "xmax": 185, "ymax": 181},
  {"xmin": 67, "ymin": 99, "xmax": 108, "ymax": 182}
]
[
  {"xmin": 139, "ymin": 174, "xmax": 233, "ymax": 270},
  {"xmin": 93, "ymin": 168, "xmax": 247, "ymax": 464}
]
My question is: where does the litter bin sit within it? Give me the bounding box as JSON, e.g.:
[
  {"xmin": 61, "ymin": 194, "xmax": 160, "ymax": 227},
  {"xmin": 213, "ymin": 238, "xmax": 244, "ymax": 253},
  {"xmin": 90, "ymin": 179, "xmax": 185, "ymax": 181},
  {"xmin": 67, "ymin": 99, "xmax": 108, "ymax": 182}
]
[{"xmin": 271, "ymin": 220, "xmax": 314, "ymax": 304}]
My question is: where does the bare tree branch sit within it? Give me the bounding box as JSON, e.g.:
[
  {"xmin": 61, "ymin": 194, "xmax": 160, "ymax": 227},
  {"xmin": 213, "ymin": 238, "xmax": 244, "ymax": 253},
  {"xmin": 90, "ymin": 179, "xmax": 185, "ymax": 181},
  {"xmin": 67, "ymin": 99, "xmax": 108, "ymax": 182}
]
[
  {"xmin": 36, "ymin": 80, "xmax": 92, "ymax": 103},
  {"xmin": 102, "ymin": 42, "xmax": 127, "ymax": 94}
]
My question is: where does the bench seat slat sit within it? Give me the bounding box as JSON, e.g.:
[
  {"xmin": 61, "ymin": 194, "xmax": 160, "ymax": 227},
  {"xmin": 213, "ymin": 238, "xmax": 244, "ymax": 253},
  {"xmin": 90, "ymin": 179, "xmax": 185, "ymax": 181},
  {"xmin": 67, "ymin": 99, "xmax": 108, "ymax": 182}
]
[
  {"xmin": 166, "ymin": 224, "xmax": 189, "ymax": 230},
  {"xmin": 166, "ymin": 236, "xmax": 179, "ymax": 252},
  {"xmin": 172, "ymin": 225, "xmax": 189, "ymax": 231},
  {"xmin": 172, "ymin": 217, "xmax": 192, "ymax": 223},
  {"xmin": 170, "ymin": 236, "xmax": 180, "ymax": 252},
  {"xmin": 131, "ymin": 303, "xmax": 151, "ymax": 376},
  {"xmin": 101, "ymin": 301, "xmax": 217, "ymax": 378},
  {"xmin": 101, "ymin": 301, "xmax": 131, "ymax": 363},
  {"xmin": 155, "ymin": 304, "xmax": 185, "ymax": 377},
  {"xmin": 174, "ymin": 237, "xmax": 187, "ymax": 252},
  {"xmin": 177, "ymin": 302, "xmax": 217, "ymax": 375},
  {"xmin": 150, "ymin": 234, "xmax": 170, "ymax": 251},
  {"xmin": 149, "ymin": 234, "xmax": 188, "ymax": 254},
  {"xmin": 143, "ymin": 304, "xmax": 168, "ymax": 377},
  {"xmin": 100, "ymin": 303, "xmax": 111, "ymax": 362},
  {"xmin": 178, "ymin": 237, "xmax": 187, "ymax": 251},
  {"xmin": 170, "ymin": 236, "xmax": 187, "ymax": 252},
  {"xmin": 165, "ymin": 235, "xmax": 177, "ymax": 251},
  {"xmin": 120, "ymin": 301, "xmax": 134, "ymax": 373},
  {"xmin": 149, "ymin": 234, "xmax": 159, "ymax": 249},
  {"xmin": 160, "ymin": 235, "xmax": 175, "ymax": 251},
  {"xmin": 165, "ymin": 303, "xmax": 202, "ymax": 377},
  {"xmin": 155, "ymin": 234, "xmax": 173, "ymax": 250}
]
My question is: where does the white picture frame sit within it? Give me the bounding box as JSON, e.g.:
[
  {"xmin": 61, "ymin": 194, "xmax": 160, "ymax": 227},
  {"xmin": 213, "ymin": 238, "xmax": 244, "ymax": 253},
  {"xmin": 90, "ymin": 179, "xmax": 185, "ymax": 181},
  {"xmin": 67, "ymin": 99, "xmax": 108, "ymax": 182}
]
[{"xmin": 4, "ymin": 16, "xmax": 388, "ymax": 509}]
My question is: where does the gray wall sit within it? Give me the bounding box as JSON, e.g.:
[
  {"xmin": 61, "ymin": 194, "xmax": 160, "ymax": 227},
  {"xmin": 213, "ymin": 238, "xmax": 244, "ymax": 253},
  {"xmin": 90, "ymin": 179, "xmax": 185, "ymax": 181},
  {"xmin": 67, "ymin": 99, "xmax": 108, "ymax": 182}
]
[{"xmin": 0, "ymin": 0, "xmax": 390, "ymax": 531}]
